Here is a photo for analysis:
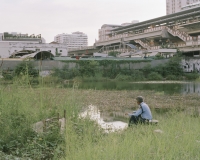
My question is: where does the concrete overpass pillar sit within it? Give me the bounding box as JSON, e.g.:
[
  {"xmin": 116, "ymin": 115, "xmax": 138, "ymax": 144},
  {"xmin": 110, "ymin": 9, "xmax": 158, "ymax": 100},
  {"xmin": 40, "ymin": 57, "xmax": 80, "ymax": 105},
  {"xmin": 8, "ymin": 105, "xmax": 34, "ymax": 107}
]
[{"xmin": 150, "ymin": 39, "xmax": 155, "ymax": 47}]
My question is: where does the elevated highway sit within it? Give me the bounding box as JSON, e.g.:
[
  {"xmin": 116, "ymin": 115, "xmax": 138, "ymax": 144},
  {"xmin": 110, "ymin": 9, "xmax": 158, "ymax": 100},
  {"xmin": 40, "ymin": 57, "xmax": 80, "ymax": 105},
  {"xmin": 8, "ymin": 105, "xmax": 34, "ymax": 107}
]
[{"xmin": 68, "ymin": 7, "xmax": 200, "ymax": 57}]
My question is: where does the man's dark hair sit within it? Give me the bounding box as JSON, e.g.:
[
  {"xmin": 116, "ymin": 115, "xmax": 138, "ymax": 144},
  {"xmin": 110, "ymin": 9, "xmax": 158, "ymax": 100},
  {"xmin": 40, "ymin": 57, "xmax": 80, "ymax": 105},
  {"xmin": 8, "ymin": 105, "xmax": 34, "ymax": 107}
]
[{"xmin": 136, "ymin": 96, "xmax": 143, "ymax": 103}]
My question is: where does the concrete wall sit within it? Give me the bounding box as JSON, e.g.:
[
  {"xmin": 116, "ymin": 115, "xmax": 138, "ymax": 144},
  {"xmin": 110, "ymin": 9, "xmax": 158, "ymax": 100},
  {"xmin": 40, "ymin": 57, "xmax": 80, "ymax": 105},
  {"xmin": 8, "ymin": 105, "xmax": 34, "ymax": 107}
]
[
  {"xmin": 5, "ymin": 58, "xmax": 200, "ymax": 73},
  {"xmin": 0, "ymin": 59, "xmax": 169, "ymax": 72},
  {"xmin": 182, "ymin": 58, "xmax": 200, "ymax": 72},
  {"xmin": 0, "ymin": 60, "xmax": 76, "ymax": 71}
]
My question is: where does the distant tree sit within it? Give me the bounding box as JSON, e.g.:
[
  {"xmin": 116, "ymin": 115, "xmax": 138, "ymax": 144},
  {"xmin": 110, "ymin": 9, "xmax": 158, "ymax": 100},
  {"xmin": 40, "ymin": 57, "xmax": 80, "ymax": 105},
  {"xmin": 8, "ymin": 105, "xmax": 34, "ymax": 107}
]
[{"xmin": 108, "ymin": 51, "xmax": 120, "ymax": 57}]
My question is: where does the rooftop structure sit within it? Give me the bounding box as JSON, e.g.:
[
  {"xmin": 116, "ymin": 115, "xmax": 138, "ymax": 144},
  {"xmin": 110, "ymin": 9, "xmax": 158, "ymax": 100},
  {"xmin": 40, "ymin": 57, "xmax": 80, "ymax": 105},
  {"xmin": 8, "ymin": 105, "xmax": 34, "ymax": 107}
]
[{"xmin": 0, "ymin": 32, "xmax": 43, "ymax": 43}]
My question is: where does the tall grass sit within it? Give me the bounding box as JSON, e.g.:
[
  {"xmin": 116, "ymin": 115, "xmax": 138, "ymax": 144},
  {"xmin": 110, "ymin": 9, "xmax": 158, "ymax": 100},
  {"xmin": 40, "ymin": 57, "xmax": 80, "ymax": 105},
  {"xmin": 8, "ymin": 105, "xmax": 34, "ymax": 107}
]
[
  {"xmin": 0, "ymin": 78, "xmax": 82, "ymax": 159},
  {"xmin": 0, "ymin": 75, "xmax": 200, "ymax": 159},
  {"xmin": 65, "ymin": 110, "xmax": 200, "ymax": 160},
  {"xmin": 63, "ymin": 89, "xmax": 200, "ymax": 160}
]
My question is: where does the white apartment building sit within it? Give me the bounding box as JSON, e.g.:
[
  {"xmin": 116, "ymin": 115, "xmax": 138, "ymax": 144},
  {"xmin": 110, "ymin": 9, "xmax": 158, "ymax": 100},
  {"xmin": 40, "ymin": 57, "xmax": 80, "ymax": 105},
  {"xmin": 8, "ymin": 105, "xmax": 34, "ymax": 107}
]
[
  {"xmin": 181, "ymin": 1, "xmax": 200, "ymax": 10},
  {"xmin": 54, "ymin": 32, "xmax": 88, "ymax": 49},
  {"xmin": 0, "ymin": 32, "xmax": 68, "ymax": 58},
  {"xmin": 166, "ymin": 0, "xmax": 200, "ymax": 14}
]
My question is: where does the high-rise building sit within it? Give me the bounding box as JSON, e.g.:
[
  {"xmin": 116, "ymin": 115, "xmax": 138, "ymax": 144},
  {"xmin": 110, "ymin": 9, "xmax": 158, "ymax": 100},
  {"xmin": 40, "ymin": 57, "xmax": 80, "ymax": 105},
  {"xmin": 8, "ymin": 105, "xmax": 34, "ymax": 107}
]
[
  {"xmin": 54, "ymin": 32, "xmax": 88, "ymax": 49},
  {"xmin": 166, "ymin": 0, "xmax": 200, "ymax": 15},
  {"xmin": 181, "ymin": 1, "xmax": 200, "ymax": 11}
]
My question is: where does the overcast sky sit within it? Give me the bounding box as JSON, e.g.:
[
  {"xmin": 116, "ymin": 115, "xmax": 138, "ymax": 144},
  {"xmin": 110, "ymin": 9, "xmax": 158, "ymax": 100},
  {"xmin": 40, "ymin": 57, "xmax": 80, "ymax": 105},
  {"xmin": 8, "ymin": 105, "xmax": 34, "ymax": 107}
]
[{"xmin": 0, "ymin": 0, "xmax": 166, "ymax": 45}]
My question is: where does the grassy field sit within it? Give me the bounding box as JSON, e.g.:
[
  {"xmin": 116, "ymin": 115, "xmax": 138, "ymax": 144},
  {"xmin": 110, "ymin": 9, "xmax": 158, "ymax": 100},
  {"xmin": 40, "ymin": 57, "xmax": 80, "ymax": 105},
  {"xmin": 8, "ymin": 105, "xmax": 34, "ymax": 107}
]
[
  {"xmin": 64, "ymin": 89, "xmax": 200, "ymax": 160},
  {"xmin": 65, "ymin": 113, "xmax": 200, "ymax": 160},
  {"xmin": 0, "ymin": 83, "xmax": 199, "ymax": 159}
]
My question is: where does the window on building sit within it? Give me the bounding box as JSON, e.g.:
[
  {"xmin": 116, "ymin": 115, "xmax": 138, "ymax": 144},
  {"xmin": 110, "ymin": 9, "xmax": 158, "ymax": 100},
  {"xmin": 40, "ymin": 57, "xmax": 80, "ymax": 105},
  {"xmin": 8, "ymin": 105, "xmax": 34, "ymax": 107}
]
[{"xmin": 60, "ymin": 50, "xmax": 62, "ymax": 52}]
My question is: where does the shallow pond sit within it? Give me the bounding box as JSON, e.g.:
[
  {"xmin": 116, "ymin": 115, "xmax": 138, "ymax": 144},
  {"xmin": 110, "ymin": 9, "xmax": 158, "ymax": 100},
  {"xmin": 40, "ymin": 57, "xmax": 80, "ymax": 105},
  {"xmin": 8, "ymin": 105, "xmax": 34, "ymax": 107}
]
[{"xmin": 65, "ymin": 81, "xmax": 200, "ymax": 95}]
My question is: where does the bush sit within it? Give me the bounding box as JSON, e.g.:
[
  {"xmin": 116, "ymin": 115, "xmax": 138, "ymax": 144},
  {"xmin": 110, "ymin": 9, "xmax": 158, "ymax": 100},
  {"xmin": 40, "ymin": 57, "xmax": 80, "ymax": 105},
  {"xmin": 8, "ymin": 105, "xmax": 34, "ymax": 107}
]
[
  {"xmin": 131, "ymin": 70, "xmax": 145, "ymax": 81},
  {"xmin": 52, "ymin": 65, "xmax": 80, "ymax": 80},
  {"xmin": 184, "ymin": 73, "xmax": 199, "ymax": 80},
  {"xmin": 2, "ymin": 71, "xmax": 13, "ymax": 80},
  {"xmin": 108, "ymin": 51, "xmax": 120, "ymax": 57},
  {"xmin": 141, "ymin": 64, "xmax": 152, "ymax": 77},
  {"xmin": 147, "ymin": 72, "xmax": 163, "ymax": 80},
  {"xmin": 79, "ymin": 61, "xmax": 99, "ymax": 77},
  {"xmin": 164, "ymin": 57, "xmax": 184, "ymax": 77},
  {"xmin": 115, "ymin": 74, "xmax": 132, "ymax": 81},
  {"xmin": 14, "ymin": 61, "xmax": 38, "ymax": 77},
  {"xmin": 166, "ymin": 75, "xmax": 179, "ymax": 80}
]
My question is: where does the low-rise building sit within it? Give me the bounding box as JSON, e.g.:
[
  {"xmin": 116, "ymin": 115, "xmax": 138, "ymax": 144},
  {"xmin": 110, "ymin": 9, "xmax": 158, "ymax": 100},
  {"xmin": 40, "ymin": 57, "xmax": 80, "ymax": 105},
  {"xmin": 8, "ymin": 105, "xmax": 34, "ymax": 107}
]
[{"xmin": 0, "ymin": 32, "xmax": 68, "ymax": 58}]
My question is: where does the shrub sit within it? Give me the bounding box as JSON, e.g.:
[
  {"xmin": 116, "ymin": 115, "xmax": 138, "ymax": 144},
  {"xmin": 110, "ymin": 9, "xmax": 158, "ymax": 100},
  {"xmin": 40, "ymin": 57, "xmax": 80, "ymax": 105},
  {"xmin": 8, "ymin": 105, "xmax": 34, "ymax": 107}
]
[
  {"xmin": 184, "ymin": 73, "xmax": 199, "ymax": 80},
  {"xmin": 2, "ymin": 71, "xmax": 13, "ymax": 80},
  {"xmin": 108, "ymin": 51, "xmax": 120, "ymax": 57},
  {"xmin": 147, "ymin": 72, "xmax": 163, "ymax": 80},
  {"xmin": 14, "ymin": 61, "xmax": 38, "ymax": 77},
  {"xmin": 166, "ymin": 75, "xmax": 178, "ymax": 80},
  {"xmin": 141, "ymin": 64, "xmax": 152, "ymax": 77},
  {"xmin": 164, "ymin": 57, "xmax": 184, "ymax": 76},
  {"xmin": 131, "ymin": 70, "xmax": 145, "ymax": 81},
  {"xmin": 79, "ymin": 61, "xmax": 99, "ymax": 77},
  {"xmin": 52, "ymin": 65, "xmax": 80, "ymax": 80},
  {"xmin": 115, "ymin": 74, "xmax": 132, "ymax": 81}
]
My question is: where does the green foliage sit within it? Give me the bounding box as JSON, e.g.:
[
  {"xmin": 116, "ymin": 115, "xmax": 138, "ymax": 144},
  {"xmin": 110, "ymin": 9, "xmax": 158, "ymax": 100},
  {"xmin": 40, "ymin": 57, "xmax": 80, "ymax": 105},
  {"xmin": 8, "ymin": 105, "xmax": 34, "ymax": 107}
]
[
  {"xmin": 53, "ymin": 61, "xmax": 100, "ymax": 80},
  {"xmin": 147, "ymin": 72, "xmax": 163, "ymax": 80},
  {"xmin": 131, "ymin": 70, "xmax": 145, "ymax": 81},
  {"xmin": 154, "ymin": 54, "xmax": 165, "ymax": 59},
  {"xmin": 0, "ymin": 86, "xmax": 80, "ymax": 159},
  {"xmin": 79, "ymin": 60, "xmax": 99, "ymax": 77},
  {"xmin": 164, "ymin": 57, "xmax": 184, "ymax": 77},
  {"xmin": 115, "ymin": 74, "xmax": 132, "ymax": 81},
  {"xmin": 52, "ymin": 65, "xmax": 80, "ymax": 80},
  {"xmin": 2, "ymin": 71, "xmax": 13, "ymax": 80},
  {"xmin": 108, "ymin": 51, "xmax": 120, "ymax": 57},
  {"xmin": 52, "ymin": 57, "xmax": 187, "ymax": 81},
  {"xmin": 184, "ymin": 72, "xmax": 199, "ymax": 80},
  {"xmin": 141, "ymin": 64, "xmax": 152, "ymax": 77},
  {"xmin": 166, "ymin": 74, "xmax": 179, "ymax": 80},
  {"xmin": 14, "ymin": 61, "xmax": 38, "ymax": 77}
]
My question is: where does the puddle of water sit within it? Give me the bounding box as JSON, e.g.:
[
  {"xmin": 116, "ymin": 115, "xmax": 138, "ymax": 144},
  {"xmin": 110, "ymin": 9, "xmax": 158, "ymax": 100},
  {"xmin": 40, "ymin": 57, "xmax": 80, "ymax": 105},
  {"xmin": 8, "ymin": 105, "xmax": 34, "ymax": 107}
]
[{"xmin": 80, "ymin": 105, "xmax": 128, "ymax": 132}]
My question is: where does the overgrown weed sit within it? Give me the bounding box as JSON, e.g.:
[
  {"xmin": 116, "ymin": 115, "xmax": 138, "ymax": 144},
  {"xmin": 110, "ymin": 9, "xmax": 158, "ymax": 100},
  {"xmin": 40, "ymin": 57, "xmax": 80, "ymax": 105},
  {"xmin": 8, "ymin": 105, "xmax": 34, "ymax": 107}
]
[{"xmin": 0, "ymin": 75, "xmax": 82, "ymax": 159}]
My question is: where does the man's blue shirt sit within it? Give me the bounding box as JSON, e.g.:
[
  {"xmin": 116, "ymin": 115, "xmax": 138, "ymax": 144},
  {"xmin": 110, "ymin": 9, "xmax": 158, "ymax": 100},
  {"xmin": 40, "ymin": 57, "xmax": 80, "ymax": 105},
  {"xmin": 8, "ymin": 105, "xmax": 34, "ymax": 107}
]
[{"xmin": 129, "ymin": 102, "xmax": 152, "ymax": 120}]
